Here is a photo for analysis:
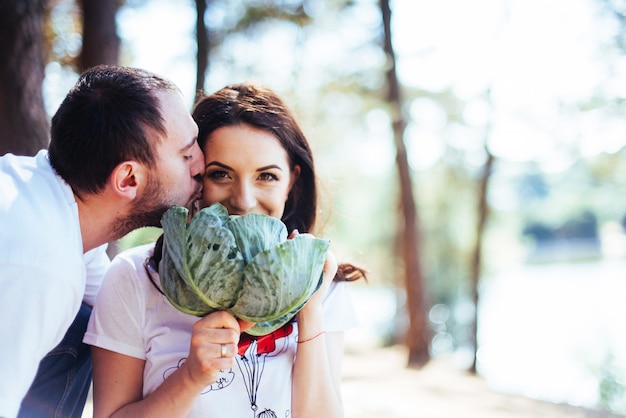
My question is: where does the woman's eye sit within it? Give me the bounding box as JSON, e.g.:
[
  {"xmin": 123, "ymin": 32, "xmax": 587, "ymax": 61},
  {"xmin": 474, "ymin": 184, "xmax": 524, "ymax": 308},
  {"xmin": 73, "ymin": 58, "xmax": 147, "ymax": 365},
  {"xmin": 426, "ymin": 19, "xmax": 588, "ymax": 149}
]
[
  {"xmin": 258, "ymin": 172, "xmax": 279, "ymax": 182},
  {"xmin": 183, "ymin": 154, "xmax": 193, "ymax": 161},
  {"xmin": 207, "ymin": 170, "xmax": 228, "ymax": 180}
]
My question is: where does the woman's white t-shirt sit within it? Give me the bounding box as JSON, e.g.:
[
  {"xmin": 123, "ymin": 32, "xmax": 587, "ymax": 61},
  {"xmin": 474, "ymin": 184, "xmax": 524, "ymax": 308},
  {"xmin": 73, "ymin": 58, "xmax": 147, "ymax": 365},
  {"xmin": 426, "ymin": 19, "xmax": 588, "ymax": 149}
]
[{"xmin": 84, "ymin": 243, "xmax": 358, "ymax": 418}]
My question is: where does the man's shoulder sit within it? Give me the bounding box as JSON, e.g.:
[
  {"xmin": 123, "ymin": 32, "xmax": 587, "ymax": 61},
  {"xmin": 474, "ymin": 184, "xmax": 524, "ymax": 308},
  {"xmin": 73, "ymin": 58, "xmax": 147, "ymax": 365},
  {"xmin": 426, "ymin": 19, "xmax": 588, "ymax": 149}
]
[
  {"xmin": 0, "ymin": 151, "xmax": 81, "ymax": 266},
  {"xmin": 1, "ymin": 150, "xmax": 70, "ymax": 204},
  {"xmin": 0, "ymin": 149, "xmax": 49, "ymax": 174}
]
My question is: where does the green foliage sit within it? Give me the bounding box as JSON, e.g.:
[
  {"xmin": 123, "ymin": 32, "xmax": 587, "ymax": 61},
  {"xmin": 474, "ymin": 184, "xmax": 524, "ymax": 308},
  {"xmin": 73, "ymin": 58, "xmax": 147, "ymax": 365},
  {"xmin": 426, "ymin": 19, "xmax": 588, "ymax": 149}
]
[
  {"xmin": 204, "ymin": 0, "xmax": 317, "ymax": 47},
  {"xmin": 115, "ymin": 227, "xmax": 162, "ymax": 253},
  {"xmin": 236, "ymin": 2, "xmax": 312, "ymax": 29},
  {"xmin": 44, "ymin": 0, "xmax": 82, "ymax": 69},
  {"xmin": 591, "ymin": 352, "xmax": 626, "ymax": 414}
]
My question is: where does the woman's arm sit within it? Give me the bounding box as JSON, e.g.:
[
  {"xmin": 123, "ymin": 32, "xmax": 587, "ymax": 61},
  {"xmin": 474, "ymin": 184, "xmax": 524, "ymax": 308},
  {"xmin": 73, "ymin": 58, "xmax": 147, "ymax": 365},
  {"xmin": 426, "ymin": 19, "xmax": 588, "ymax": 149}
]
[
  {"xmin": 292, "ymin": 250, "xmax": 345, "ymax": 418},
  {"xmin": 91, "ymin": 311, "xmax": 242, "ymax": 418}
]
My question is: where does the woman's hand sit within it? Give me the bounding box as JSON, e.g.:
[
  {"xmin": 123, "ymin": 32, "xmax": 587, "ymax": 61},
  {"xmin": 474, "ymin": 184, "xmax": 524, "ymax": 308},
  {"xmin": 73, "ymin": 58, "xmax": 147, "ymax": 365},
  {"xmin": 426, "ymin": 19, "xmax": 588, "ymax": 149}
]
[
  {"xmin": 304, "ymin": 249, "xmax": 337, "ymax": 311},
  {"xmin": 179, "ymin": 311, "xmax": 241, "ymax": 389}
]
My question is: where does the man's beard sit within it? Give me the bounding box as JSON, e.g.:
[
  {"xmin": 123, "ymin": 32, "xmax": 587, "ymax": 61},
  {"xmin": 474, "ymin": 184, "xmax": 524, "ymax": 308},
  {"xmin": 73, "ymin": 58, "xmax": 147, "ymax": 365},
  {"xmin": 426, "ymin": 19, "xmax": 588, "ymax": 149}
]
[{"xmin": 112, "ymin": 175, "xmax": 171, "ymax": 238}]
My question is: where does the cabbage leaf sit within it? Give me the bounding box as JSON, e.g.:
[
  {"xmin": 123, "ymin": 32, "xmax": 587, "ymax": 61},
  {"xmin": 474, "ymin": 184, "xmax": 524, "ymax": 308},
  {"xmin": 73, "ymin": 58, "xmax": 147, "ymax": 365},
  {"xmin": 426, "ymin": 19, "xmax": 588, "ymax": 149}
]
[
  {"xmin": 159, "ymin": 203, "xmax": 329, "ymax": 336},
  {"xmin": 160, "ymin": 204, "xmax": 245, "ymax": 315}
]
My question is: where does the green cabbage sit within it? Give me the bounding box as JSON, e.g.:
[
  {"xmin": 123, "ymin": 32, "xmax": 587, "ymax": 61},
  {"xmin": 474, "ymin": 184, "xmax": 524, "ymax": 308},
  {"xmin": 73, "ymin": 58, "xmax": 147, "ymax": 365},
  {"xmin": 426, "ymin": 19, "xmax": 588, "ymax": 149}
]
[{"xmin": 159, "ymin": 203, "xmax": 329, "ymax": 336}]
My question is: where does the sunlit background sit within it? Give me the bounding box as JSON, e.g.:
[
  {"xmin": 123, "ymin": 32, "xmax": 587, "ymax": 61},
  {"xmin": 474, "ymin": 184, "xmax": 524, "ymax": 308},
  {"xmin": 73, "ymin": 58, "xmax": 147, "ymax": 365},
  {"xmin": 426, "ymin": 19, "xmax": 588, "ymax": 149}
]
[{"xmin": 42, "ymin": 0, "xmax": 626, "ymax": 414}]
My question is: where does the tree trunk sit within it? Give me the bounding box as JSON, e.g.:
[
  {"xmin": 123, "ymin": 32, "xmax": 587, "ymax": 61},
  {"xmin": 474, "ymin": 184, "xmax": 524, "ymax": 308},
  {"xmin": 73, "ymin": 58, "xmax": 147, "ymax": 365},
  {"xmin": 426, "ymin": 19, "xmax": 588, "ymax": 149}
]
[
  {"xmin": 0, "ymin": 0, "xmax": 49, "ymax": 156},
  {"xmin": 194, "ymin": 0, "xmax": 209, "ymax": 103},
  {"xmin": 79, "ymin": 0, "xmax": 120, "ymax": 258},
  {"xmin": 469, "ymin": 150, "xmax": 494, "ymax": 373},
  {"xmin": 380, "ymin": 0, "xmax": 430, "ymax": 368},
  {"xmin": 80, "ymin": 0, "xmax": 120, "ymax": 71},
  {"xmin": 469, "ymin": 89, "xmax": 496, "ymax": 374}
]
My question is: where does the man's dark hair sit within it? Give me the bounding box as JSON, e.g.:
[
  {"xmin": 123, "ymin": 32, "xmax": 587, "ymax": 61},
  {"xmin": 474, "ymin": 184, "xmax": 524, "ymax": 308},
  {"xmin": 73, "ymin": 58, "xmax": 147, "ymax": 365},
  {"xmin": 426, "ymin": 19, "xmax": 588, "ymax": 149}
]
[{"xmin": 48, "ymin": 65, "xmax": 178, "ymax": 198}]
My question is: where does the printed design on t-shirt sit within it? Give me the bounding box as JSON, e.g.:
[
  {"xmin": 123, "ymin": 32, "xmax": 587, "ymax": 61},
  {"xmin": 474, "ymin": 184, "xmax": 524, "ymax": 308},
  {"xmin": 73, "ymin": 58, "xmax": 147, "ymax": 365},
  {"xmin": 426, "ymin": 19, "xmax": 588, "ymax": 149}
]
[
  {"xmin": 162, "ymin": 358, "xmax": 236, "ymax": 394},
  {"xmin": 237, "ymin": 323, "xmax": 294, "ymax": 417}
]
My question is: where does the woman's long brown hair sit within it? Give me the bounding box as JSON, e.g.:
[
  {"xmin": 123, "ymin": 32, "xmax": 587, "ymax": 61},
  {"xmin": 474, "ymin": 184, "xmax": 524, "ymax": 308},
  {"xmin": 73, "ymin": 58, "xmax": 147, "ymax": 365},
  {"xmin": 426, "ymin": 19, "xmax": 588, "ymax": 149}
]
[{"xmin": 192, "ymin": 84, "xmax": 366, "ymax": 282}]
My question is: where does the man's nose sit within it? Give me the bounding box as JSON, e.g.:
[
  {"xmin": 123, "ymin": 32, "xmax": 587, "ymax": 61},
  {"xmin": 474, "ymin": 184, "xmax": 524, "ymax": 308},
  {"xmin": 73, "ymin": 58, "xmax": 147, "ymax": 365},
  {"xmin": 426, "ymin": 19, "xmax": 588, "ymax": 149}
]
[{"xmin": 190, "ymin": 143, "xmax": 204, "ymax": 179}]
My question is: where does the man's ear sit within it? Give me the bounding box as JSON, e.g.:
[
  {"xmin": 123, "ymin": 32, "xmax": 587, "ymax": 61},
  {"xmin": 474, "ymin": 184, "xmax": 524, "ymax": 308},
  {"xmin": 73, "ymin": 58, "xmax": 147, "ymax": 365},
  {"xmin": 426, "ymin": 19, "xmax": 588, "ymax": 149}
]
[{"xmin": 110, "ymin": 161, "xmax": 144, "ymax": 201}]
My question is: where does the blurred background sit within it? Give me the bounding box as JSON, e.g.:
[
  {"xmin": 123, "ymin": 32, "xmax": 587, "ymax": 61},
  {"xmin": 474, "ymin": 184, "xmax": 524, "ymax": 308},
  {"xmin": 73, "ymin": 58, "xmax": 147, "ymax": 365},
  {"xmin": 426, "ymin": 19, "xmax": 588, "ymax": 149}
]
[{"xmin": 2, "ymin": 0, "xmax": 626, "ymax": 415}]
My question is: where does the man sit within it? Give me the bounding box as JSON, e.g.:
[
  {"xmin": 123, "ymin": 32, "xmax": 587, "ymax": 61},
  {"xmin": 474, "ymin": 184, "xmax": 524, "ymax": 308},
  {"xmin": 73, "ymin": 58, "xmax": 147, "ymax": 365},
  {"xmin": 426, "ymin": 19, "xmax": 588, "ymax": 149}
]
[{"xmin": 0, "ymin": 65, "xmax": 204, "ymax": 418}]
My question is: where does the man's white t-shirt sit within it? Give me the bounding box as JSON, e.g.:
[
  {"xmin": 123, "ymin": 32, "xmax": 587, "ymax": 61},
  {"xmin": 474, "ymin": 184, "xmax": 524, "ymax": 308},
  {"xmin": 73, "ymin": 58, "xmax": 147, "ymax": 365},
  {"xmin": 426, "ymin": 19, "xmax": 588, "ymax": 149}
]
[
  {"xmin": 0, "ymin": 150, "xmax": 110, "ymax": 418},
  {"xmin": 85, "ymin": 243, "xmax": 359, "ymax": 417}
]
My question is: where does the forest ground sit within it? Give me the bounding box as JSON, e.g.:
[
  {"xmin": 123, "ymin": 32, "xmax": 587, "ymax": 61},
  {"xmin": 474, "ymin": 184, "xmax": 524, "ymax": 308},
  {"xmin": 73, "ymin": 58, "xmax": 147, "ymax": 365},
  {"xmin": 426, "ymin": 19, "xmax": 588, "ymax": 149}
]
[{"xmin": 341, "ymin": 345, "xmax": 625, "ymax": 418}]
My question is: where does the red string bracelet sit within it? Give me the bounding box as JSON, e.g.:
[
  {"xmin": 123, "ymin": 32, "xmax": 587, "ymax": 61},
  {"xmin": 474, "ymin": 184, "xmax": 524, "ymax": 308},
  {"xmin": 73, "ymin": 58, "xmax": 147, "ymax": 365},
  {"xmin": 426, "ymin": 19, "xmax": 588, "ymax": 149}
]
[{"xmin": 297, "ymin": 331, "xmax": 325, "ymax": 344}]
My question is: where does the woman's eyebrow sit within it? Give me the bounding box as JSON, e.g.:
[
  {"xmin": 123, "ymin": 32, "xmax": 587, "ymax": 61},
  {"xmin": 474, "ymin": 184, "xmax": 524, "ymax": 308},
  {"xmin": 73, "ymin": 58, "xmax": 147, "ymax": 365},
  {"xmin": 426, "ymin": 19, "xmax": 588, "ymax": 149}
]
[
  {"xmin": 205, "ymin": 162, "xmax": 284, "ymax": 172},
  {"xmin": 205, "ymin": 161, "xmax": 231, "ymax": 170},
  {"xmin": 256, "ymin": 164, "xmax": 283, "ymax": 172}
]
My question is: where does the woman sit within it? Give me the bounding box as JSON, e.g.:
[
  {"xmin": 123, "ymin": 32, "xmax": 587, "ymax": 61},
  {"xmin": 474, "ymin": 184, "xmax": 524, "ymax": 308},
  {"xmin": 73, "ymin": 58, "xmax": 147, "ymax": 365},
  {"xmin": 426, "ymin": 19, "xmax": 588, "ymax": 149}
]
[{"xmin": 84, "ymin": 83, "xmax": 366, "ymax": 418}]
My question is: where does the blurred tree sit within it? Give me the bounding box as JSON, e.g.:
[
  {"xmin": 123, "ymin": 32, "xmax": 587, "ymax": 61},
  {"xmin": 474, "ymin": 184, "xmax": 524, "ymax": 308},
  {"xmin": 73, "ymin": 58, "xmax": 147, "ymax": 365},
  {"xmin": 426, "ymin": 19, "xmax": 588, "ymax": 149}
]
[
  {"xmin": 0, "ymin": 0, "xmax": 121, "ymax": 156},
  {"xmin": 194, "ymin": 0, "xmax": 210, "ymax": 102},
  {"xmin": 380, "ymin": 0, "xmax": 430, "ymax": 368},
  {"xmin": 468, "ymin": 126, "xmax": 495, "ymax": 374},
  {"xmin": 0, "ymin": 0, "xmax": 50, "ymax": 156},
  {"xmin": 79, "ymin": 0, "xmax": 120, "ymax": 71},
  {"xmin": 196, "ymin": 0, "xmax": 313, "ymax": 95}
]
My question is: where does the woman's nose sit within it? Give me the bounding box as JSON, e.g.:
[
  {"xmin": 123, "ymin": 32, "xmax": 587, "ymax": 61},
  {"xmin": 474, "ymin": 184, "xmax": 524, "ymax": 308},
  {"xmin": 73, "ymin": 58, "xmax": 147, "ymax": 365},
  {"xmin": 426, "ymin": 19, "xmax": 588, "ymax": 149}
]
[{"xmin": 230, "ymin": 181, "xmax": 256, "ymax": 214}]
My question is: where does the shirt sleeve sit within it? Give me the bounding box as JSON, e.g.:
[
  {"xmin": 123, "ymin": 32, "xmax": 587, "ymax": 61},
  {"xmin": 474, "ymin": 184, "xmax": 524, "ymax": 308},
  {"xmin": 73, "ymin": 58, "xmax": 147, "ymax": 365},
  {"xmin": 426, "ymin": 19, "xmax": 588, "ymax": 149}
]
[
  {"xmin": 83, "ymin": 254, "xmax": 147, "ymax": 360},
  {"xmin": 322, "ymin": 281, "xmax": 360, "ymax": 333},
  {"xmin": 82, "ymin": 244, "xmax": 111, "ymax": 307}
]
